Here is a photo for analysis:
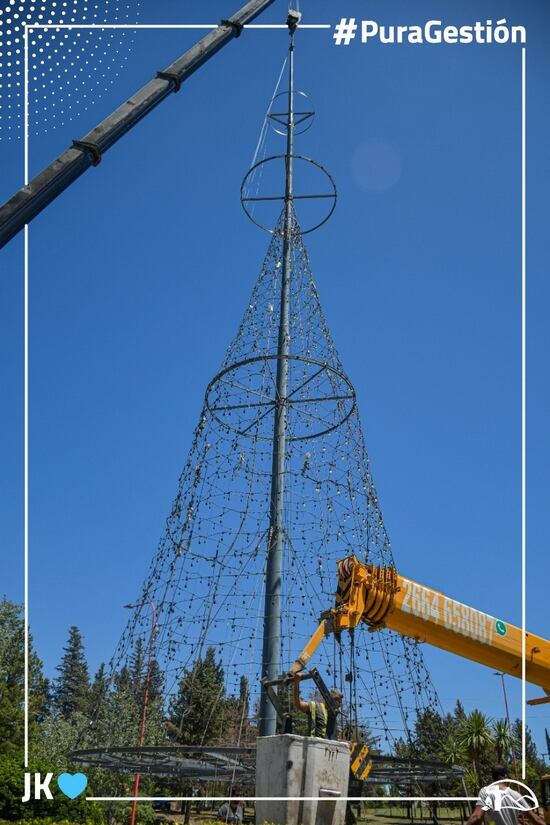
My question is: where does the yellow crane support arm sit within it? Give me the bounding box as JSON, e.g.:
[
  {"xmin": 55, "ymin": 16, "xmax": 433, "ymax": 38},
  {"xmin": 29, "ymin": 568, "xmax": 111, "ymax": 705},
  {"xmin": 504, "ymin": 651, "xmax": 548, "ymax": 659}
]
[{"xmin": 291, "ymin": 556, "xmax": 550, "ymax": 701}]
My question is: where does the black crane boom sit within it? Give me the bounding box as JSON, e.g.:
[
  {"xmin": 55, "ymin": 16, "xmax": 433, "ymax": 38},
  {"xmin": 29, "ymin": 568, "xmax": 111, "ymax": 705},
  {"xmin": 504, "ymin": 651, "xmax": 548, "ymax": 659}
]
[{"xmin": 0, "ymin": 0, "xmax": 276, "ymax": 250}]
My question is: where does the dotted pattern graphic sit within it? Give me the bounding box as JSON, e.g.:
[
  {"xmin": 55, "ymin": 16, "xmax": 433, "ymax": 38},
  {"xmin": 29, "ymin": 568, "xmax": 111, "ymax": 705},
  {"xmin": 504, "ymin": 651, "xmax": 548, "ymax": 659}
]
[{"xmin": 0, "ymin": 0, "xmax": 141, "ymax": 139}]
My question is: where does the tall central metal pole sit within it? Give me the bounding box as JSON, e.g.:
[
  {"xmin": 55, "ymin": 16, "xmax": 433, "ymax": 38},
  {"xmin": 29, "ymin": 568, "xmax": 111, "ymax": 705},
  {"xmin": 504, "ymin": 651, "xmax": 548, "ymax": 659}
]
[{"xmin": 259, "ymin": 19, "xmax": 297, "ymax": 737}]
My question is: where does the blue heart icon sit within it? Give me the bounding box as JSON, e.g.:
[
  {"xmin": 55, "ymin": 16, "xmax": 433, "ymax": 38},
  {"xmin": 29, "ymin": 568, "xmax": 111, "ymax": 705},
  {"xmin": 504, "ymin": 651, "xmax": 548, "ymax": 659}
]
[{"xmin": 57, "ymin": 772, "xmax": 88, "ymax": 799}]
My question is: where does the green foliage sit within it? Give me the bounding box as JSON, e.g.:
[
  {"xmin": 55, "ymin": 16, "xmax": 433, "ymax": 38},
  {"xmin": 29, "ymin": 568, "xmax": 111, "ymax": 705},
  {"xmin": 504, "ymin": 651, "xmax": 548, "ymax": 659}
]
[
  {"xmin": 33, "ymin": 712, "xmax": 90, "ymax": 772},
  {"xmin": 0, "ymin": 599, "xmax": 49, "ymax": 754},
  {"xmin": 168, "ymin": 647, "xmax": 227, "ymax": 745},
  {"xmin": 52, "ymin": 627, "xmax": 91, "ymax": 719},
  {"xmin": 101, "ymin": 801, "xmax": 156, "ymax": 825},
  {"xmin": 492, "ymin": 719, "xmax": 514, "ymax": 763},
  {"xmin": 85, "ymin": 654, "xmax": 166, "ymax": 755},
  {"xmin": 2, "ymin": 820, "xmax": 101, "ymax": 825},
  {"xmin": 128, "ymin": 641, "xmax": 163, "ymax": 705},
  {"xmin": 454, "ymin": 699, "xmax": 466, "ymax": 722},
  {"xmin": 512, "ymin": 718, "xmax": 548, "ymax": 770},
  {"xmin": 439, "ymin": 734, "xmax": 466, "ymax": 766},
  {"xmin": 11, "ymin": 587, "xmax": 549, "ymax": 816},
  {"xmin": 92, "ymin": 665, "xmax": 140, "ymax": 748},
  {"xmin": 224, "ymin": 695, "xmax": 256, "ymax": 744},
  {"xmin": 458, "ymin": 709, "xmax": 494, "ymax": 783},
  {"xmin": 462, "ymin": 768, "xmax": 481, "ymax": 794},
  {"xmin": 226, "ymin": 675, "xmax": 260, "ymax": 743},
  {"xmin": 397, "ymin": 702, "xmax": 549, "ymax": 794},
  {"xmin": 412, "ymin": 707, "xmax": 457, "ymax": 759},
  {"xmin": 0, "ymin": 751, "xmax": 29, "ymax": 821},
  {"xmin": 88, "ymin": 664, "xmax": 107, "ymax": 716},
  {"xmin": 511, "ymin": 718, "xmax": 549, "ymax": 784},
  {"xmin": 82, "ymin": 767, "xmax": 135, "ymax": 802}
]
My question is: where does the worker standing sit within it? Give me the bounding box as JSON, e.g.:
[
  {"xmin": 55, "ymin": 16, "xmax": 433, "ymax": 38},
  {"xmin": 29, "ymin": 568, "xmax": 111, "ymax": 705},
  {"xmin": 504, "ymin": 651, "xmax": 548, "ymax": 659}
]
[
  {"xmin": 293, "ymin": 673, "xmax": 358, "ymax": 825},
  {"xmin": 217, "ymin": 799, "xmax": 244, "ymax": 824},
  {"xmin": 292, "ymin": 673, "xmax": 343, "ymax": 739},
  {"xmin": 465, "ymin": 765, "xmax": 546, "ymax": 825}
]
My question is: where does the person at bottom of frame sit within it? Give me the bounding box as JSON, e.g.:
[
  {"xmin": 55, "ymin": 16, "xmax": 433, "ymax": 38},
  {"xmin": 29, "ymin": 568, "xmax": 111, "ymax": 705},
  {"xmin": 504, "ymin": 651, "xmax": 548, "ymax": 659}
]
[
  {"xmin": 293, "ymin": 672, "xmax": 343, "ymax": 738},
  {"xmin": 217, "ymin": 799, "xmax": 244, "ymax": 824},
  {"xmin": 465, "ymin": 765, "xmax": 546, "ymax": 825}
]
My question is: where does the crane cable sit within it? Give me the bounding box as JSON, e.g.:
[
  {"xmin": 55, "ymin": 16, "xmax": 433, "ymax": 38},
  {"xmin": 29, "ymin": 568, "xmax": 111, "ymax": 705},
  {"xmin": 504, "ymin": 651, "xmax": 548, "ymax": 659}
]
[
  {"xmin": 338, "ymin": 635, "xmax": 348, "ymax": 735},
  {"xmin": 243, "ymin": 56, "xmax": 288, "ymax": 221},
  {"xmin": 349, "ymin": 628, "xmax": 359, "ymax": 740}
]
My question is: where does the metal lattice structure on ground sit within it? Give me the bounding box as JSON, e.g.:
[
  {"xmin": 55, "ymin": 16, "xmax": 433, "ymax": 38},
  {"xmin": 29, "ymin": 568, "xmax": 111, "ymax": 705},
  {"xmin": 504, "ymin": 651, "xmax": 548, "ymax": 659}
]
[
  {"xmin": 72, "ymin": 745, "xmax": 464, "ymax": 787},
  {"xmin": 78, "ymin": 21, "xmax": 446, "ymax": 783}
]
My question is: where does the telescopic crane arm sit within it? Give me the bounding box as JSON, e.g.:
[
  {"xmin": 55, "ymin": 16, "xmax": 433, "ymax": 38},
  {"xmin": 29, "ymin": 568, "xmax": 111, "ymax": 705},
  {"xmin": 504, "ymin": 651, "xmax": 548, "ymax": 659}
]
[
  {"xmin": 0, "ymin": 0, "xmax": 277, "ymax": 249},
  {"xmin": 291, "ymin": 556, "xmax": 550, "ymax": 704}
]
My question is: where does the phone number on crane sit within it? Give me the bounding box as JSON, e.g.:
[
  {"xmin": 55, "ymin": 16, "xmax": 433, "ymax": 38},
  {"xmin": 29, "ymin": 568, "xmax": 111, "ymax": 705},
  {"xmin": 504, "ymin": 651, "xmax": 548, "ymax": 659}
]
[{"xmin": 400, "ymin": 579, "xmax": 500, "ymax": 646}]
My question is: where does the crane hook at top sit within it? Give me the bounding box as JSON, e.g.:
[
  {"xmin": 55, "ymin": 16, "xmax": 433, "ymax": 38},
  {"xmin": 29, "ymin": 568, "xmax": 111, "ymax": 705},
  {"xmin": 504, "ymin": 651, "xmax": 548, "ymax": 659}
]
[{"xmin": 287, "ymin": 10, "xmax": 302, "ymax": 33}]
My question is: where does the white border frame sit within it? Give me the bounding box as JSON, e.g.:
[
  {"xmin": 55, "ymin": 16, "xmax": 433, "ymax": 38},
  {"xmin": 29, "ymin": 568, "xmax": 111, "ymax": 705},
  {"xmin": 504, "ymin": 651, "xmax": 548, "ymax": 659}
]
[{"xmin": 21, "ymin": 20, "xmax": 528, "ymax": 802}]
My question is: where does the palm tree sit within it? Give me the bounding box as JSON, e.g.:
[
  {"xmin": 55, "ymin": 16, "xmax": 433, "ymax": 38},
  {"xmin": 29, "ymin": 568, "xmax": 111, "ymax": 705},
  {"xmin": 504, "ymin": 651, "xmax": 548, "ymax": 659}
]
[
  {"xmin": 463, "ymin": 768, "xmax": 481, "ymax": 796},
  {"xmin": 459, "ymin": 710, "xmax": 494, "ymax": 784},
  {"xmin": 440, "ymin": 734, "xmax": 467, "ymax": 766},
  {"xmin": 493, "ymin": 719, "xmax": 513, "ymax": 763}
]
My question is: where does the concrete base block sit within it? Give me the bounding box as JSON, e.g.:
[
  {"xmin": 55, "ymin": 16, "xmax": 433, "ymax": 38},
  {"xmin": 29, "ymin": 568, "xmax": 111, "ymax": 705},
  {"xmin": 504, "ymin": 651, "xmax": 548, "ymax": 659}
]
[{"xmin": 255, "ymin": 734, "xmax": 350, "ymax": 825}]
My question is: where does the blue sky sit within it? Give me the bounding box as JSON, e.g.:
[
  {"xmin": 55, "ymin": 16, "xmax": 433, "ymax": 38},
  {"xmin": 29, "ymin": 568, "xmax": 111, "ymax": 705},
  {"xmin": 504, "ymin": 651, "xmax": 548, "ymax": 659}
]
[{"xmin": 1, "ymin": 0, "xmax": 549, "ymax": 757}]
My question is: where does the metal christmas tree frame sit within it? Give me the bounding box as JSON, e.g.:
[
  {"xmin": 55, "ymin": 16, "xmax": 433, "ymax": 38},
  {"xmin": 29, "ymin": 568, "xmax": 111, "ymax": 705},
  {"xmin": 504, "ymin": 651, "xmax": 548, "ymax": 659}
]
[{"xmin": 73, "ymin": 15, "xmax": 462, "ymax": 789}]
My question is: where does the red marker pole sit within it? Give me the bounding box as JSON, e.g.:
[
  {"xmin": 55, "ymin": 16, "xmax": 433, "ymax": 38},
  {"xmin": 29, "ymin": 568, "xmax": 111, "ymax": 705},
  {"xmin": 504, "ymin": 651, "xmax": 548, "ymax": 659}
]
[{"xmin": 124, "ymin": 601, "xmax": 157, "ymax": 825}]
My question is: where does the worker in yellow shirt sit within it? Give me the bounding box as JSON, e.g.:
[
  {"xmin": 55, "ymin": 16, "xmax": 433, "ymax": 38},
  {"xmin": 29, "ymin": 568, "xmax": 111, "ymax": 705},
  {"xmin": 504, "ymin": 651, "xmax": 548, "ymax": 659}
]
[{"xmin": 293, "ymin": 672, "xmax": 342, "ymax": 739}]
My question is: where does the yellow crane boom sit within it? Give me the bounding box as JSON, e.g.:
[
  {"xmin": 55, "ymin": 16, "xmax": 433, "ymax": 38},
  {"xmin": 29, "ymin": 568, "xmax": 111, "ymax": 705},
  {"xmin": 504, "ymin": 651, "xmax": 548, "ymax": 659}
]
[{"xmin": 290, "ymin": 556, "xmax": 550, "ymax": 702}]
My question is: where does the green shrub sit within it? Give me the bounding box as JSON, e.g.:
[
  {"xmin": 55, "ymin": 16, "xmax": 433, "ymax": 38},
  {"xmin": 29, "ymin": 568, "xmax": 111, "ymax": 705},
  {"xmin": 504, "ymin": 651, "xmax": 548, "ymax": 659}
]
[
  {"xmin": 9, "ymin": 819, "xmax": 101, "ymax": 825},
  {"xmin": 101, "ymin": 801, "xmax": 155, "ymax": 825}
]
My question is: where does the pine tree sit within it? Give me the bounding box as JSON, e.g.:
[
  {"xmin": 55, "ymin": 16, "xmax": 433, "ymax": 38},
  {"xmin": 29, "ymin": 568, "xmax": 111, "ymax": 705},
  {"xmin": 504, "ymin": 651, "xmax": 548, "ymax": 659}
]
[
  {"xmin": 128, "ymin": 638, "xmax": 164, "ymax": 705},
  {"xmin": 130, "ymin": 638, "xmax": 145, "ymax": 696},
  {"xmin": 511, "ymin": 719, "xmax": 547, "ymax": 787},
  {"xmin": 147, "ymin": 658, "xmax": 164, "ymax": 705},
  {"xmin": 52, "ymin": 626, "xmax": 90, "ymax": 719},
  {"xmin": 168, "ymin": 647, "xmax": 227, "ymax": 745},
  {"xmin": 239, "ymin": 675, "xmax": 249, "ymax": 718},
  {"xmin": 85, "ymin": 665, "xmax": 137, "ymax": 749},
  {"xmin": 224, "ymin": 675, "xmax": 257, "ymax": 744},
  {"xmin": 411, "ymin": 707, "xmax": 456, "ymax": 759},
  {"xmin": 0, "ymin": 598, "xmax": 49, "ymax": 754},
  {"xmin": 88, "ymin": 662, "xmax": 108, "ymax": 717},
  {"xmin": 454, "ymin": 699, "xmax": 467, "ymax": 723}
]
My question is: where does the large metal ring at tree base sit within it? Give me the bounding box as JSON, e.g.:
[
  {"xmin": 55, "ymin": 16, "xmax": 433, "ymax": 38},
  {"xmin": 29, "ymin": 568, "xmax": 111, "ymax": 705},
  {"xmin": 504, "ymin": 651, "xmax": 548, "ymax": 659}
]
[
  {"xmin": 70, "ymin": 745, "xmax": 465, "ymax": 785},
  {"xmin": 70, "ymin": 745, "xmax": 256, "ymax": 781},
  {"xmin": 240, "ymin": 154, "xmax": 337, "ymax": 234},
  {"xmin": 205, "ymin": 354, "xmax": 356, "ymax": 442}
]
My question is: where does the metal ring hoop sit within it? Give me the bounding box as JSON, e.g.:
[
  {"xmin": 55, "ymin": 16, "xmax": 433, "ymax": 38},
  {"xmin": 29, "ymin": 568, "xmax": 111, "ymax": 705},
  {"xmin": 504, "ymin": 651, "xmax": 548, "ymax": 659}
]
[
  {"xmin": 205, "ymin": 354, "xmax": 356, "ymax": 442},
  {"xmin": 267, "ymin": 90, "xmax": 315, "ymax": 136},
  {"xmin": 71, "ymin": 745, "xmax": 465, "ymax": 783},
  {"xmin": 240, "ymin": 154, "xmax": 337, "ymax": 234},
  {"xmin": 71, "ymin": 745, "xmax": 256, "ymax": 779}
]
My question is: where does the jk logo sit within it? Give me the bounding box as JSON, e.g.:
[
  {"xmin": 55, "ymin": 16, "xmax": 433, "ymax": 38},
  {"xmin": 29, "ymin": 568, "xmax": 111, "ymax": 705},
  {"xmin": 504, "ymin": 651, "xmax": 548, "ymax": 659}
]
[
  {"xmin": 22, "ymin": 772, "xmax": 54, "ymax": 801},
  {"xmin": 22, "ymin": 771, "xmax": 88, "ymax": 801}
]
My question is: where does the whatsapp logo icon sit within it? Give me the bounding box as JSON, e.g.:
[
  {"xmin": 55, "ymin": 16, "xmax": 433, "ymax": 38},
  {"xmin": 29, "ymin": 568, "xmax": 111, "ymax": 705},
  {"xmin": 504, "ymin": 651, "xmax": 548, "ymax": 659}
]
[{"xmin": 495, "ymin": 620, "xmax": 507, "ymax": 637}]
